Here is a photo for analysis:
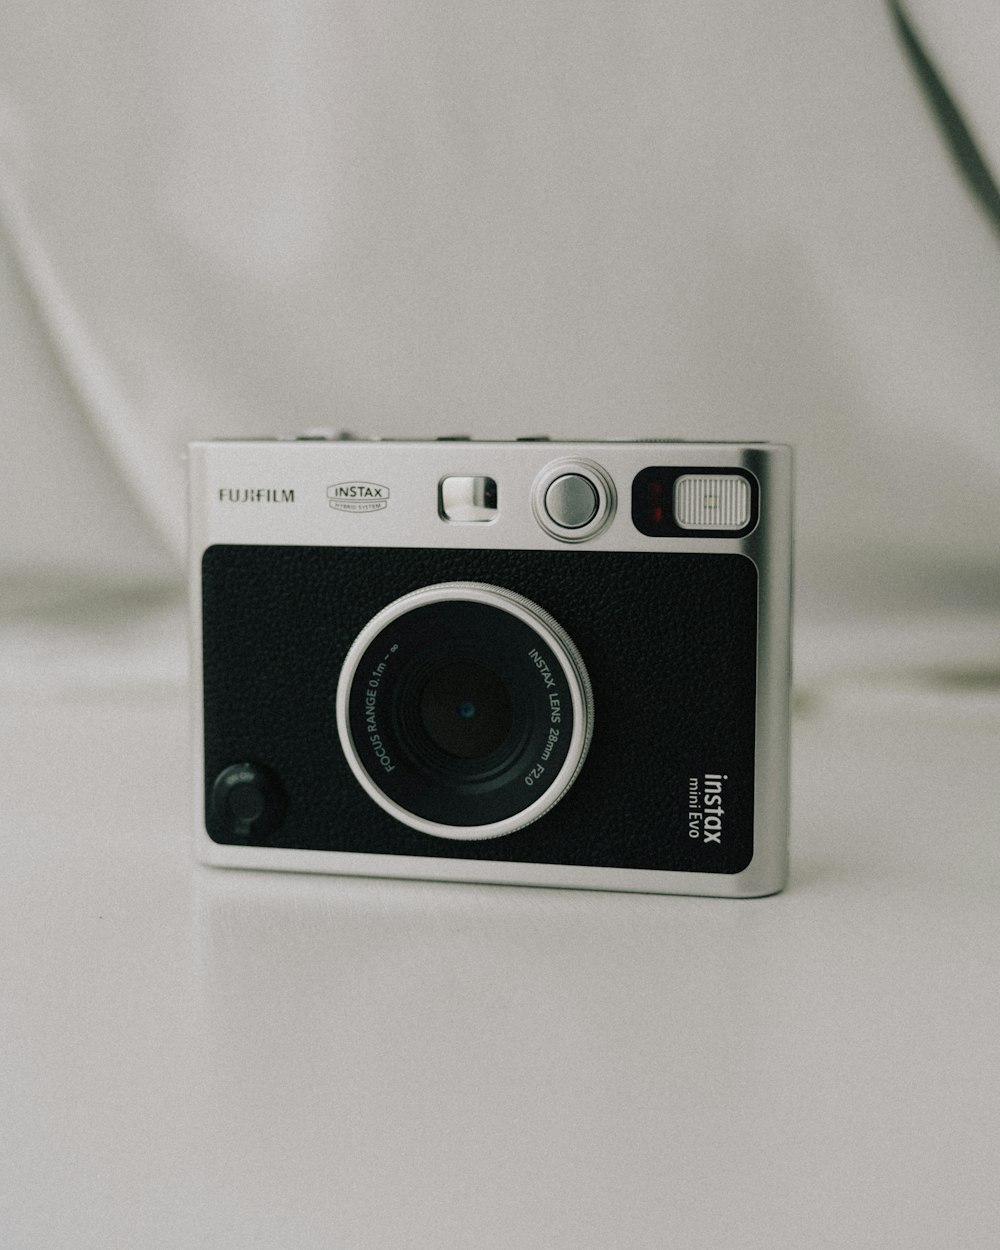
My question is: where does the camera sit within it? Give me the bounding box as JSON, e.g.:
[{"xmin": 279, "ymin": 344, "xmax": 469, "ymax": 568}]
[{"xmin": 190, "ymin": 436, "xmax": 792, "ymax": 897}]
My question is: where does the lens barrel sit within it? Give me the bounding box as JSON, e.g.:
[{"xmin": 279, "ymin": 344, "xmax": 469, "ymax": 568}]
[{"xmin": 336, "ymin": 583, "xmax": 593, "ymax": 840}]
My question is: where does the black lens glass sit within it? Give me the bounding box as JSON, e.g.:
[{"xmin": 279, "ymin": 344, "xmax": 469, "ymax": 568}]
[
  {"xmin": 418, "ymin": 661, "xmax": 513, "ymax": 760},
  {"xmin": 345, "ymin": 596, "xmax": 579, "ymax": 828}
]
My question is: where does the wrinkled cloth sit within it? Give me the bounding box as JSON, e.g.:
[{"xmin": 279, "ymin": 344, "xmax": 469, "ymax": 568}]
[{"xmin": 1, "ymin": 2, "xmax": 997, "ymax": 644}]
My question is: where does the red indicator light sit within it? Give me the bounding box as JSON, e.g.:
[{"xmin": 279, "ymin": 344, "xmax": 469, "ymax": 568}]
[{"xmin": 650, "ymin": 505, "xmax": 664, "ymax": 524}]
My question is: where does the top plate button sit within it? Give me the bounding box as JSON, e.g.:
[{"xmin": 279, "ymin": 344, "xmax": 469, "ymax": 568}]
[
  {"xmin": 543, "ymin": 475, "xmax": 599, "ymax": 529},
  {"xmin": 531, "ymin": 458, "xmax": 616, "ymax": 542}
]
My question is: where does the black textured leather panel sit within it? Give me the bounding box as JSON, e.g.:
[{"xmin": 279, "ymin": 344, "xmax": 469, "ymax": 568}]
[{"xmin": 202, "ymin": 545, "xmax": 757, "ymax": 873}]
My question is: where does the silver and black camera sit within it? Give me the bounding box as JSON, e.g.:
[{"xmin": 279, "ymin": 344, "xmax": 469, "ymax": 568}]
[{"xmin": 189, "ymin": 437, "xmax": 792, "ymax": 896}]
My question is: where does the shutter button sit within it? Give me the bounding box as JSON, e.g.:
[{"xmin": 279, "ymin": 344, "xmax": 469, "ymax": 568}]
[
  {"xmin": 531, "ymin": 459, "xmax": 616, "ymax": 543},
  {"xmin": 544, "ymin": 474, "xmax": 598, "ymax": 529}
]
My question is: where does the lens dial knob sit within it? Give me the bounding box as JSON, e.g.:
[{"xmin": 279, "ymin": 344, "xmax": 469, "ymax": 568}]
[{"xmin": 210, "ymin": 762, "xmax": 286, "ymax": 839}]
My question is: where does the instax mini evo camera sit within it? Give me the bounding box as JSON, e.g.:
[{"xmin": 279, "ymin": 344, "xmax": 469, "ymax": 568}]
[{"xmin": 190, "ymin": 436, "xmax": 792, "ymax": 897}]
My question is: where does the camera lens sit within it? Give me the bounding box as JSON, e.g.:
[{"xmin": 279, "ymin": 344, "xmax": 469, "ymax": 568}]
[
  {"xmin": 418, "ymin": 661, "xmax": 513, "ymax": 760},
  {"xmin": 336, "ymin": 583, "xmax": 593, "ymax": 840}
]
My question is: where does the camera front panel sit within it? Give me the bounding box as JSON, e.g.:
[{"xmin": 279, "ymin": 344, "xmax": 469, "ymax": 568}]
[{"xmin": 201, "ymin": 544, "xmax": 758, "ymax": 875}]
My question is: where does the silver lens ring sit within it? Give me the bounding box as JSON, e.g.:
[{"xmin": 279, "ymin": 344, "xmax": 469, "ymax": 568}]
[{"xmin": 336, "ymin": 582, "xmax": 594, "ymax": 840}]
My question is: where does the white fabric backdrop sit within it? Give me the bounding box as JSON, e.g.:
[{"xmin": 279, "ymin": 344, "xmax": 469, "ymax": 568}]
[
  {"xmin": 1, "ymin": 1, "xmax": 997, "ymax": 626},
  {"xmin": 1, "ymin": 17, "xmax": 998, "ymax": 1243}
]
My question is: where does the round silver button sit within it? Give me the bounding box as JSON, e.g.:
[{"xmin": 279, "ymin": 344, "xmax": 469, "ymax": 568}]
[
  {"xmin": 544, "ymin": 474, "xmax": 599, "ymax": 529},
  {"xmin": 531, "ymin": 459, "xmax": 616, "ymax": 543}
]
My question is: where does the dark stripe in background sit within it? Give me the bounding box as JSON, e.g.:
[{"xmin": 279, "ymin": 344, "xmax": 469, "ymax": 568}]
[{"xmin": 889, "ymin": 0, "xmax": 1000, "ymax": 239}]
